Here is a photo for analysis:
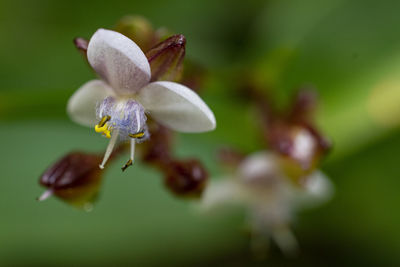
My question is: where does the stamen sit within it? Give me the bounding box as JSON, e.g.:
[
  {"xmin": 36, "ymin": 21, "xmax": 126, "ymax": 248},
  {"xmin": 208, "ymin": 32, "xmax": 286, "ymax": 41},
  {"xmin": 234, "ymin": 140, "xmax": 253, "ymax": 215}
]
[
  {"xmin": 121, "ymin": 159, "xmax": 132, "ymax": 172},
  {"xmin": 99, "ymin": 115, "xmax": 111, "ymax": 127},
  {"xmin": 99, "ymin": 129, "xmax": 119, "ymax": 169},
  {"xmin": 136, "ymin": 109, "xmax": 141, "ymax": 132},
  {"xmin": 128, "ymin": 132, "xmax": 145, "ymax": 138},
  {"xmin": 95, "ymin": 124, "xmax": 108, "ymax": 133},
  {"xmin": 121, "ymin": 138, "xmax": 136, "ymax": 171},
  {"xmin": 37, "ymin": 189, "xmax": 53, "ymax": 201}
]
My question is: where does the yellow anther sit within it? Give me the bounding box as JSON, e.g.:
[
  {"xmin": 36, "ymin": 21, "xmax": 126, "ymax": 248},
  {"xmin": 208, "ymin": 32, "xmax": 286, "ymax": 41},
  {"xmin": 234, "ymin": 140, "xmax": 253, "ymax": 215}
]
[
  {"xmin": 95, "ymin": 124, "xmax": 108, "ymax": 133},
  {"xmin": 121, "ymin": 159, "xmax": 133, "ymax": 172},
  {"xmin": 129, "ymin": 132, "xmax": 145, "ymax": 139},
  {"xmin": 103, "ymin": 129, "xmax": 111, "ymax": 139},
  {"xmin": 99, "ymin": 115, "xmax": 111, "ymax": 127}
]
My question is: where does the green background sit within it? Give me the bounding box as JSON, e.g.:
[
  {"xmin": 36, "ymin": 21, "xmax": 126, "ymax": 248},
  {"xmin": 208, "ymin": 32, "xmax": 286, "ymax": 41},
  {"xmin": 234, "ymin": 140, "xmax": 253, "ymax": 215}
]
[{"xmin": 1, "ymin": 0, "xmax": 400, "ymax": 265}]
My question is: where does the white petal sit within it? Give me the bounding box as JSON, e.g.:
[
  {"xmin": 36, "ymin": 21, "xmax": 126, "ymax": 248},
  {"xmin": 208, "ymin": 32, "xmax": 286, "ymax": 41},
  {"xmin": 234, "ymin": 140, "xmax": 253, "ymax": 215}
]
[
  {"xmin": 292, "ymin": 171, "xmax": 334, "ymax": 209},
  {"xmin": 87, "ymin": 29, "xmax": 151, "ymax": 95},
  {"xmin": 67, "ymin": 80, "xmax": 114, "ymax": 127},
  {"xmin": 238, "ymin": 151, "xmax": 280, "ymax": 183},
  {"xmin": 137, "ymin": 81, "xmax": 216, "ymax": 132},
  {"xmin": 199, "ymin": 178, "xmax": 244, "ymax": 212}
]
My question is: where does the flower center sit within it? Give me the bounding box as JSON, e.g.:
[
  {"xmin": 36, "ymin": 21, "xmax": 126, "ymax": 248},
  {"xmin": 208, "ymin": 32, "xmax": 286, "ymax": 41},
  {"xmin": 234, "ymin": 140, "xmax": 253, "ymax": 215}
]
[
  {"xmin": 96, "ymin": 96, "xmax": 148, "ymax": 140},
  {"xmin": 94, "ymin": 96, "xmax": 149, "ymax": 170}
]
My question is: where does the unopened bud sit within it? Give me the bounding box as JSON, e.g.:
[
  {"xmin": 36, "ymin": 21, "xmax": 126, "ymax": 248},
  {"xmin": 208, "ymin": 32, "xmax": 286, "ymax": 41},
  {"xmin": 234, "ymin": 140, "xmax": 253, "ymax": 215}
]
[
  {"xmin": 114, "ymin": 15, "xmax": 158, "ymax": 51},
  {"xmin": 73, "ymin": 37, "xmax": 89, "ymax": 57},
  {"xmin": 38, "ymin": 152, "xmax": 103, "ymax": 210},
  {"xmin": 146, "ymin": 34, "xmax": 186, "ymax": 82},
  {"xmin": 164, "ymin": 159, "xmax": 208, "ymax": 198}
]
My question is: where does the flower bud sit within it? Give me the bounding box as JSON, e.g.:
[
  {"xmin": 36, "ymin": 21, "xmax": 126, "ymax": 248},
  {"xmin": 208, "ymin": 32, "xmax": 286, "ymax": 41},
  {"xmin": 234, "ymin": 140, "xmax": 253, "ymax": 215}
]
[
  {"xmin": 163, "ymin": 159, "xmax": 208, "ymax": 198},
  {"xmin": 39, "ymin": 152, "xmax": 103, "ymax": 210},
  {"xmin": 73, "ymin": 37, "xmax": 89, "ymax": 57},
  {"xmin": 146, "ymin": 34, "xmax": 186, "ymax": 82},
  {"xmin": 114, "ymin": 15, "xmax": 159, "ymax": 52}
]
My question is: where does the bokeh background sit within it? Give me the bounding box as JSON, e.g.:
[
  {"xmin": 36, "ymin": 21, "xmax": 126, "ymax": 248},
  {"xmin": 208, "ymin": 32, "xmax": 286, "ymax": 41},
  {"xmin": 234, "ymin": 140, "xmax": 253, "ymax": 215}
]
[{"xmin": 1, "ymin": 0, "xmax": 400, "ymax": 265}]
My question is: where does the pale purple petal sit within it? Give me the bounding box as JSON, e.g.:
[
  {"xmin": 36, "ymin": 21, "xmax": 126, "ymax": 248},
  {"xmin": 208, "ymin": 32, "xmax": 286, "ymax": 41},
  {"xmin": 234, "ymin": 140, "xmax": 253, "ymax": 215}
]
[
  {"xmin": 87, "ymin": 29, "xmax": 151, "ymax": 95},
  {"xmin": 137, "ymin": 81, "xmax": 216, "ymax": 132},
  {"xmin": 67, "ymin": 80, "xmax": 114, "ymax": 127}
]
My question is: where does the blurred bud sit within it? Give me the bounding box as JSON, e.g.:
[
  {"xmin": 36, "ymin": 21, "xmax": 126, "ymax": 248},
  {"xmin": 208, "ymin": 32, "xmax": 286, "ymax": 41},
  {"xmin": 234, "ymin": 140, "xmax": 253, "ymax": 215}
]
[
  {"xmin": 38, "ymin": 152, "xmax": 103, "ymax": 210},
  {"xmin": 146, "ymin": 34, "xmax": 186, "ymax": 82},
  {"xmin": 218, "ymin": 147, "xmax": 245, "ymax": 168},
  {"xmin": 73, "ymin": 37, "xmax": 89, "ymax": 57},
  {"xmin": 288, "ymin": 89, "xmax": 317, "ymax": 122},
  {"xmin": 164, "ymin": 159, "xmax": 208, "ymax": 198},
  {"xmin": 114, "ymin": 15, "xmax": 164, "ymax": 52},
  {"xmin": 267, "ymin": 123, "xmax": 330, "ymax": 183},
  {"xmin": 140, "ymin": 122, "xmax": 173, "ymax": 165},
  {"xmin": 180, "ymin": 60, "xmax": 207, "ymax": 93},
  {"xmin": 248, "ymin": 89, "xmax": 331, "ymax": 183}
]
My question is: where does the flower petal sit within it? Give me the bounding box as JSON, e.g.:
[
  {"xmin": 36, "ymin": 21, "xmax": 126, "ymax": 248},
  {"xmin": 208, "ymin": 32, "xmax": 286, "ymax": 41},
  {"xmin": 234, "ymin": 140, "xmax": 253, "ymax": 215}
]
[
  {"xmin": 292, "ymin": 171, "xmax": 334, "ymax": 209},
  {"xmin": 87, "ymin": 29, "xmax": 151, "ymax": 95},
  {"xmin": 137, "ymin": 81, "xmax": 216, "ymax": 132},
  {"xmin": 67, "ymin": 80, "xmax": 114, "ymax": 127},
  {"xmin": 200, "ymin": 178, "xmax": 244, "ymax": 212}
]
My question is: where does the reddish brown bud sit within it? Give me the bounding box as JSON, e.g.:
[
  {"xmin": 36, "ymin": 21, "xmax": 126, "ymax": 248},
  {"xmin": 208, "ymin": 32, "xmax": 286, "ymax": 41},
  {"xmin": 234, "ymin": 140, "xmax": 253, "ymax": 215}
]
[
  {"xmin": 164, "ymin": 159, "xmax": 208, "ymax": 198},
  {"xmin": 39, "ymin": 152, "xmax": 103, "ymax": 209},
  {"xmin": 146, "ymin": 34, "xmax": 186, "ymax": 82}
]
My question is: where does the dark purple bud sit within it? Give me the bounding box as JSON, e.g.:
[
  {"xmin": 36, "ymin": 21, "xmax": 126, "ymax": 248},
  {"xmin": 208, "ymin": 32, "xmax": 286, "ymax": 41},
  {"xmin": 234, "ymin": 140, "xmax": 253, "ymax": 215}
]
[
  {"xmin": 38, "ymin": 152, "xmax": 103, "ymax": 209},
  {"xmin": 73, "ymin": 37, "xmax": 89, "ymax": 56},
  {"xmin": 164, "ymin": 159, "xmax": 208, "ymax": 198},
  {"xmin": 146, "ymin": 34, "xmax": 186, "ymax": 82}
]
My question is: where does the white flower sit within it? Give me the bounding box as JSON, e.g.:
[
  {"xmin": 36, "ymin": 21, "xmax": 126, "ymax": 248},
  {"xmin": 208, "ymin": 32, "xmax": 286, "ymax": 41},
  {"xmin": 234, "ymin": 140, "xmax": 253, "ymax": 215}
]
[
  {"xmin": 67, "ymin": 29, "xmax": 216, "ymax": 170},
  {"xmin": 200, "ymin": 151, "xmax": 333, "ymax": 255}
]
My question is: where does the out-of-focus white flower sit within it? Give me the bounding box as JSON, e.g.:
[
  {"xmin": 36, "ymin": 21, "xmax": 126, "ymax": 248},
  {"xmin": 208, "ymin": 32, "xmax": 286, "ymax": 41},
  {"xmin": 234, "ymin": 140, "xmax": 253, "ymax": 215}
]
[
  {"xmin": 200, "ymin": 151, "xmax": 333, "ymax": 256},
  {"xmin": 67, "ymin": 29, "xmax": 216, "ymax": 170}
]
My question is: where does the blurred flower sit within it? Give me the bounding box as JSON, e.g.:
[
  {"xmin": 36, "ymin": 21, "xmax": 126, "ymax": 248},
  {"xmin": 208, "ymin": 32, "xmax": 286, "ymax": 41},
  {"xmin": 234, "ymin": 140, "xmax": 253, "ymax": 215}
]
[
  {"xmin": 67, "ymin": 29, "xmax": 216, "ymax": 171},
  {"xmin": 243, "ymin": 83, "xmax": 330, "ymax": 182},
  {"xmin": 38, "ymin": 152, "xmax": 104, "ymax": 210},
  {"xmin": 200, "ymin": 151, "xmax": 333, "ymax": 256}
]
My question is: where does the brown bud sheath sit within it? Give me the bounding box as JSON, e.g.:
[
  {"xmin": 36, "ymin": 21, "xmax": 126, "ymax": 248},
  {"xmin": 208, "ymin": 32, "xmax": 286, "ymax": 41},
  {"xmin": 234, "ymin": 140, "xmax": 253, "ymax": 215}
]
[
  {"xmin": 39, "ymin": 152, "xmax": 103, "ymax": 209},
  {"xmin": 146, "ymin": 34, "xmax": 186, "ymax": 82},
  {"xmin": 163, "ymin": 159, "xmax": 208, "ymax": 198}
]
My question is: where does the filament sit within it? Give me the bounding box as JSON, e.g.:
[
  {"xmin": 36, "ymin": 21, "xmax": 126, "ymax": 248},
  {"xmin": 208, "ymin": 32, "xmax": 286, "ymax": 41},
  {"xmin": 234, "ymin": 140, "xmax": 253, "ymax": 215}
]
[{"xmin": 99, "ymin": 129, "xmax": 119, "ymax": 169}]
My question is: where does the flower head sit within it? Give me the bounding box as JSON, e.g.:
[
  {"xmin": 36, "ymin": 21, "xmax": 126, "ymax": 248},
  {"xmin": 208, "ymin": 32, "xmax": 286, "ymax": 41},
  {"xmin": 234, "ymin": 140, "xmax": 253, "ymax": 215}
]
[
  {"xmin": 67, "ymin": 29, "xmax": 216, "ymax": 170},
  {"xmin": 201, "ymin": 151, "xmax": 333, "ymax": 255}
]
